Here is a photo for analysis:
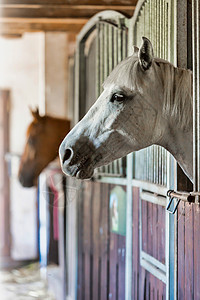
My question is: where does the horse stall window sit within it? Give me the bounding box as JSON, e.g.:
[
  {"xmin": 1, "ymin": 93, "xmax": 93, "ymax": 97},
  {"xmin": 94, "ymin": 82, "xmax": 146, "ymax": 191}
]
[
  {"xmin": 65, "ymin": 11, "xmax": 130, "ymax": 300},
  {"xmin": 75, "ymin": 14, "xmax": 128, "ymax": 178}
]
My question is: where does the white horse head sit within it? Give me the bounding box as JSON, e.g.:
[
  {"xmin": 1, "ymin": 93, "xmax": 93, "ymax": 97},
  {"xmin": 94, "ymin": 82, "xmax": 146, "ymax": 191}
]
[{"xmin": 59, "ymin": 37, "xmax": 193, "ymax": 181}]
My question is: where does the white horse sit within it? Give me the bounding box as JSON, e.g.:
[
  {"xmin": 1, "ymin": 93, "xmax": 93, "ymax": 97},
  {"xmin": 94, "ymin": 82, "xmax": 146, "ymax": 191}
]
[{"xmin": 59, "ymin": 37, "xmax": 193, "ymax": 182}]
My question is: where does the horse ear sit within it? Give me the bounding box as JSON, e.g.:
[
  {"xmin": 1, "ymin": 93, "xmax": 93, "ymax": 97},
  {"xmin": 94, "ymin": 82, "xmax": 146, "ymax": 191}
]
[
  {"xmin": 29, "ymin": 107, "xmax": 41, "ymax": 120},
  {"xmin": 138, "ymin": 37, "xmax": 154, "ymax": 71},
  {"xmin": 132, "ymin": 45, "xmax": 139, "ymax": 54}
]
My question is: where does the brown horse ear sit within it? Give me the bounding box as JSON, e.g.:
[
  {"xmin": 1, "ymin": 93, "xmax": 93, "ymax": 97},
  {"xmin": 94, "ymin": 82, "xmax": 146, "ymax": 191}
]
[
  {"xmin": 138, "ymin": 37, "xmax": 154, "ymax": 71},
  {"xmin": 132, "ymin": 45, "xmax": 139, "ymax": 54},
  {"xmin": 29, "ymin": 107, "xmax": 41, "ymax": 120}
]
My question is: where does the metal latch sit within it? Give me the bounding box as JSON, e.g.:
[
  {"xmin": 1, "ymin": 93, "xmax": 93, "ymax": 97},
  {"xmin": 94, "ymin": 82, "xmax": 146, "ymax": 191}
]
[{"xmin": 166, "ymin": 190, "xmax": 200, "ymax": 214}]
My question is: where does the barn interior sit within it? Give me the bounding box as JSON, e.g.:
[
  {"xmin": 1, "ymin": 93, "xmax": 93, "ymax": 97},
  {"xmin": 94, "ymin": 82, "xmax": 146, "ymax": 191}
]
[{"xmin": 0, "ymin": 1, "xmax": 200, "ymax": 300}]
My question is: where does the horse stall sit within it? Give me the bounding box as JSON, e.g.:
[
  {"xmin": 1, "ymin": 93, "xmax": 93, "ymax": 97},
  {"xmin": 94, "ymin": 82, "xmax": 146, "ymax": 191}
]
[{"xmin": 64, "ymin": 1, "xmax": 200, "ymax": 300}]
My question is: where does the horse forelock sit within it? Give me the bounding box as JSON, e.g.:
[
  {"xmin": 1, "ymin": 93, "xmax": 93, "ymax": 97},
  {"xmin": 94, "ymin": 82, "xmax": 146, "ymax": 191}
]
[{"xmin": 103, "ymin": 55, "xmax": 139, "ymax": 91}]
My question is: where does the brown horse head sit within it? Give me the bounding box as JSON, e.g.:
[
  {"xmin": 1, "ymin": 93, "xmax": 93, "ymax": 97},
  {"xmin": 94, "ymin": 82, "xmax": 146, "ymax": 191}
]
[{"xmin": 18, "ymin": 108, "xmax": 70, "ymax": 187}]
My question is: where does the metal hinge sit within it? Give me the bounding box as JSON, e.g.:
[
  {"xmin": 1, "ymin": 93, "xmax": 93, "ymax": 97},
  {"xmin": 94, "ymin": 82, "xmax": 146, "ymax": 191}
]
[{"xmin": 166, "ymin": 190, "xmax": 200, "ymax": 214}]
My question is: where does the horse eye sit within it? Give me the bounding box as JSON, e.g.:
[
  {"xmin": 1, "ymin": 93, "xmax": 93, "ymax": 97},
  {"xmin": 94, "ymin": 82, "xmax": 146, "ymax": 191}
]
[
  {"xmin": 110, "ymin": 93, "xmax": 126, "ymax": 103},
  {"xmin": 28, "ymin": 137, "xmax": 34, "ymax": 146}
]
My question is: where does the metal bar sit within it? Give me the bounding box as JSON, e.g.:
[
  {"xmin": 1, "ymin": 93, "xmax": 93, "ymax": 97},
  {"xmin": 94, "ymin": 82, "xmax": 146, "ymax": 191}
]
[
  {"xmin": 96, "ymin": 21, "xmax": 100, "ymax": 98},
  {"xmin": 166, "ymin": 190, "xmax": 199, "ymax": 214},
  {"xmin": 167, "ymin": 190, "xmax": 195, "ymax": 202},
  {"xmin": 96, "ymin": 176, "xmax": 127, "ymax": 186},
  {"xmin": 192, "ymin": 0, "xmax": 200, "ymax": 202},
  {"xmin": 132, "ymin": 179, "xmax": 168, "ymax": 196},
  {"xmin": 140, "ymin": 191, "xmax": 167, "ymax": 207}
]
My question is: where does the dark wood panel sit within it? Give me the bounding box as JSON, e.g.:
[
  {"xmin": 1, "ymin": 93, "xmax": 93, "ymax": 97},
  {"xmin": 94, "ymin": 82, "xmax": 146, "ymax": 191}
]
[
  {"xmin": 147, "ymin": 202, "xmax": 153, "ymax": 257},
  {"xmin": 77, "ymin": 182, "xmax": 126, "ymax": 299},
  {"xmin": 158, "ymin": 204, "xmax": 165, "ymax": 264},
  {"xmin": 1, "ymin": 1, "xmax": 138, "ymax": 5},
  {"xmin": 92, "ymin": 182, "xmax": 101, "ymax": 299},
  {"xmin": 142, "ymin": 201, "xmax": 165, "ymax": 264},
  {"xmin": 184, "ymin": 203, "xmax": 194, "ymax": 300},
  {"xmin": 118, "ymin": 235, "xmax": 126, "ymax": 299},
  {"xmin": 83, "ymin": 181, "xmax": 93, "ymax": 300},
  {"xmin": 132, "ymin": 187, "xmax": 166, "ymax": 300},
  {"xmin": 194, "ymin": 205, "xmax": 200, "ymax": 299},
  {"xmin": 177, "ymin": 202, "xmax": 185, "ymax": 300},
  {"xmin": 99, "ymin": 182, "xmax": 109, "ymax": 300},
  {"xmin": 0, "ymin": 18, "xmax": 87, "ymax": 35},
  {"xmin": 77, "ymin": 181, "xmax": 84, "ymax": 299},
  {"xmin": 142, "ymin": 199, "xmax": 147, "ymax": 252},
  {"xmin": 132, "ymin": 187, "xmax": 139, "ymax": 300},
  {"xmin": 1, "ymin": 5, "xmax": 135, "ymax": 19}
]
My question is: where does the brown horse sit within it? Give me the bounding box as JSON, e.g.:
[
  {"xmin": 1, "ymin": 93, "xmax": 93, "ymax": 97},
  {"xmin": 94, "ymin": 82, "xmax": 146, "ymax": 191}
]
[{"xmin": 18, "ymin": 108, "xmax": 70, "ymax": 187}]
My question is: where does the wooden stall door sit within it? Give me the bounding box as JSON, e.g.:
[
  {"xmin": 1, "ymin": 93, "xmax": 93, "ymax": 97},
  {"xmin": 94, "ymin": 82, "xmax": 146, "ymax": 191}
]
[
  {"xmin": 77, "ymin": 181, "xmax": 126, "ymax": 300},
  {"xmin": 0, "ymin": 90, "xmax": 10, "ymax": 258}
]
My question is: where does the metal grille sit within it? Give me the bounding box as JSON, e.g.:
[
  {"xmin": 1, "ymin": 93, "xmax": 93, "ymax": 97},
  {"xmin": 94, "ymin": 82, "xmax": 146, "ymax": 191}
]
[
  {"xmin": 96, "ymin": 18, "xmax": 128, "ymax": 177},
  {"xmin": 133, "ymin": 0, "xmax": 171, "ymax": 186}
]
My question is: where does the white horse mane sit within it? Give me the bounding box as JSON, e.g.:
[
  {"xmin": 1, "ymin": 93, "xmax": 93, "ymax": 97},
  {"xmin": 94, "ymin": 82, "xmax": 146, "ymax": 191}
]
[{"xmin": 104, "ymin": 55, "xmax": 193, "ymax": 130}]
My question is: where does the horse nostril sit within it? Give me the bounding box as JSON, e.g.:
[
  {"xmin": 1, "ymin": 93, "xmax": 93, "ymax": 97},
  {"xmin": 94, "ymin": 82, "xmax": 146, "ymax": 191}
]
[{"xmin": 63, "ymin": 148, "xmax": 73, "ymax": 163}]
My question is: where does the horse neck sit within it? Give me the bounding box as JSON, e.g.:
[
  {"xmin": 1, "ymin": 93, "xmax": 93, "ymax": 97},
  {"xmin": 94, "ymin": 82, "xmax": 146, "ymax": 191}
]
[
  {"xmin": 51, "ymin": 118, "xmax": 70, "ymax": 142},
  {"xmin": 158, "ymin": 67, "xmax": 193, "ymax": 181}
]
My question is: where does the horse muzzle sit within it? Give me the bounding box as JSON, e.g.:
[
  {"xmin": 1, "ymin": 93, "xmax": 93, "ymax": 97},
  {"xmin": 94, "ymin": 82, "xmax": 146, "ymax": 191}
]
[{"xmin": 59, "ymin": 139, "xmax": 99, "ymax": 180}]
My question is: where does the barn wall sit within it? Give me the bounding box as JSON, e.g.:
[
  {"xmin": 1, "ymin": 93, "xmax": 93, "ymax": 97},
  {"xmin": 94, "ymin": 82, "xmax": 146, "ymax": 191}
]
[
  {"xmin": 44, "ymin": 32, "xmax": 69, "ymax": 119},
  {"xmin": 0, "ymin": 33, "xmax": 42, "ymax": 260},
  {"xmin": 0, "ymin": 33, "xmax": 41, "ymax": 154}
]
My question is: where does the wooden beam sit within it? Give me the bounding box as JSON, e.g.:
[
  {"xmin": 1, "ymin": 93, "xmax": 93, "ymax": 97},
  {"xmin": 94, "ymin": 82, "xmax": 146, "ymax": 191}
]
[
  {"xmin": 0, "ymin": 18, "xmax": 88, "ymax": 35},
  {"xmin": 0, "ymin": 4, "xmax": 135, "ymax": 18},
  {"xmin": 1, "ymin": 0, "xmax": 138, "ymax": 5}
]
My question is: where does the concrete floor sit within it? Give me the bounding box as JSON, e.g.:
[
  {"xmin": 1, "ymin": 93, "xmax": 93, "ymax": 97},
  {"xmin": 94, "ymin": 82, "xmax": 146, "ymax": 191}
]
[{"xmin": 0, "ymin": 263, "xmax": 56, "ymax": 300}]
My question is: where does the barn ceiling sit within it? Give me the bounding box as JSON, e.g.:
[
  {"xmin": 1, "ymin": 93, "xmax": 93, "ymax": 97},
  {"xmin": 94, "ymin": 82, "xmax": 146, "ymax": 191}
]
[{"xmin": 0, "ymin": 0, "xmax": 137, "ymax": 37}]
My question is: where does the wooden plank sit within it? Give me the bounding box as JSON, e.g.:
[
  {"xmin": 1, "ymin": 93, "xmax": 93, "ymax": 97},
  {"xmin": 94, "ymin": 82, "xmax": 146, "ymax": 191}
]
[
  {"xmin": 1, "ymin": 0, "xmax": 138, "ymax": 5},
  {"xmin": 147, "ymin": 202, "xmax": 153, "ymax": 257},
  {"xmin": 142, "ymin": 199, "xmax": 147, "ymax": 253},
  {"xmin": 177, "ymin": 202, "xmax": 185, "ymax": 299},
  {"xmin": 109, "ymin": 231, "xmax": 118, "ymax": 299},
  {"xmin": 108, "ymin": 185, "xmax": 118, "ymax": 299},
  {"xmin": 132, "ymin": 187, "xmax": 139, "ymax": 300},
  {"xmin": 194, "ymin": 204, "xmax": 200, "ymax": 299},
  {"xmin": 117, "ymin": 188, "xmax": 126, "ymax": 299},
  {"xmin": 0, "ymin": 18, "xmax": 87, "ymax": 34},
  {"xmin": 157, "ymin": 205, "xmax": 165, "ymax": 265},
  {"xmin": 184, "ymin": 203, "xmax": 194, "ymax": 300},
  {"xmin": 118, "ymin": 235, "xmax": 126, "ymax": 300},
  {"xmin": 152, "ymin": 203, "xmax": 158, "ymax": 261},
  {"xmin": 92, "ymin": 182, "xmax": 101, "ymax": 299},
  {"xmin": 99, "ymin": 183, "xmax": 109, "ymax": 300},
  {"xmin": 83, "ymin": 181, "xmax": 93, "ymax": 300},
  {"xmin": 77, "ymin": 181, "xmax": 84, "ymax": 300},
  {"xmin": 0, "ymin": 5, "xmax": 135, "ymax": 19}
]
